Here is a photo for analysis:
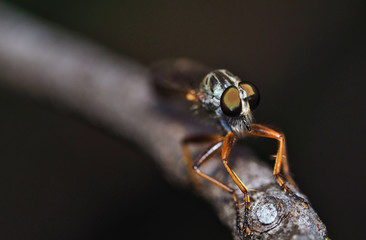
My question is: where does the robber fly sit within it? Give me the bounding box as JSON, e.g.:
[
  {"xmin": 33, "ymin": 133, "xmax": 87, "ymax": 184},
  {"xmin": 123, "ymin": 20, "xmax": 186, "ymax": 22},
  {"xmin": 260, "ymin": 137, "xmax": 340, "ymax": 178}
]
[{"xmin": 151, "ymin": 59, "xmax": 308, "ymax": 239}]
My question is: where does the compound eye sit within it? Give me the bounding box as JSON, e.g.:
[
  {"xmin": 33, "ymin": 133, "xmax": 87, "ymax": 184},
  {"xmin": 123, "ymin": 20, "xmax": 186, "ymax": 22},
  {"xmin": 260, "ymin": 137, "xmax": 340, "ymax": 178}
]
[
  {"xmin": 220, "ymin": 86, "xmax": 241, "ymax": 117},
  {"xmin": 239, "ymin": 81, "xmax": 260, "ymax": 110}
]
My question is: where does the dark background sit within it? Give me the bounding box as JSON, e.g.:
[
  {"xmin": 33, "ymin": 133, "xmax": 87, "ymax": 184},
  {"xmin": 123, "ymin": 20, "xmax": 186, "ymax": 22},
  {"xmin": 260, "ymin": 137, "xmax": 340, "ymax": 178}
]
[{"xmin": 1, "ymin": 1, "xmax": 365, "ymax": 239}]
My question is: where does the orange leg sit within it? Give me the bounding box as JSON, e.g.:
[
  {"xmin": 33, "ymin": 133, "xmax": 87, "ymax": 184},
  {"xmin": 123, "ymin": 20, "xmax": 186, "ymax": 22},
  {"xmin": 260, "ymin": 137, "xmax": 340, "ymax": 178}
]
[
  {"xmin": 222, "ymin": 132, "xmax": 250, "ymax": 203},
  {"xmin": 181, "ymin": 134, "xmax": 246, "ymax": 237},
  {"xmin": 181, "ymin": 134, "xmax": 223, "ymax": 187},
  {"xmin": 221, "ymin": 132, "xmax": 251, "ymax": 238},
  {"xmin": 269, "ymin": 140, "xmax": 295, "ymax": 186},
  {"xmin": 248, "ymin": 124, "xmax": 308, "ymax": 208},
  {"xmin": 181, "ymin": 134, "xmax": 239, "ymax": 198}
]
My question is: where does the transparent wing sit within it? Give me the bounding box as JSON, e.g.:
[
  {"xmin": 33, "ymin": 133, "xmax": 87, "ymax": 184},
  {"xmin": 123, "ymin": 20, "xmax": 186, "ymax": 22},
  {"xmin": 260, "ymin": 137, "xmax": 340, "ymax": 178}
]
[{"xmin": 150, "ymin": 58, "xmax": 212, "ymax": 99}]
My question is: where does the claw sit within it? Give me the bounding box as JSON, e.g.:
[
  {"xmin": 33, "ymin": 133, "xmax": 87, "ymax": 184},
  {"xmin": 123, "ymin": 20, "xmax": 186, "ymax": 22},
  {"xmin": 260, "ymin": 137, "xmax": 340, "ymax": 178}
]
[
  {"xmin": 301, "ymin": 201, "xmax": 309, "ymax": 208},
  {"xmin": 280, "ymin": 181, "xmax": 309, "ymax": 208}
]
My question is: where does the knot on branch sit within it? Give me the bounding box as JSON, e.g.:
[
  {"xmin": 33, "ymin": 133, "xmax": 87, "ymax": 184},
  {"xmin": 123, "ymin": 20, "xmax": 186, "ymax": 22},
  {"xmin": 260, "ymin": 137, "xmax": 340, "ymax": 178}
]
[
  {"xmin": 233, "ymin": 185, "xmax": 329, "ymax": 240},
  {"xmin": 249, "ymin": 196, "xmax": 285, "ymax": 232}
]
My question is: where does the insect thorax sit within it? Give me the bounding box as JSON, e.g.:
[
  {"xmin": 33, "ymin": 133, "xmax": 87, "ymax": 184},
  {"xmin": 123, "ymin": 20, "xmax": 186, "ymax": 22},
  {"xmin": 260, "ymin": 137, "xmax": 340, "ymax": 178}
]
[
  {"xmin": 199, "ymin": 70, "xmax": 253, "ymax": 138},
  {"xmin": 200, "ymin": 70, "xmax": 239, "ymax": 110}
]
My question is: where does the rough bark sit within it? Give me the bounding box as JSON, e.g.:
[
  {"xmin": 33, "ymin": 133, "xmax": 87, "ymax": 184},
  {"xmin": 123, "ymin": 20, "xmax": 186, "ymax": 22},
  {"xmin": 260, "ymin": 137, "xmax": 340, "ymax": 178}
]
[{"xmin": 0, "ymin": 3, "xmax": 329, "ymax": 240}]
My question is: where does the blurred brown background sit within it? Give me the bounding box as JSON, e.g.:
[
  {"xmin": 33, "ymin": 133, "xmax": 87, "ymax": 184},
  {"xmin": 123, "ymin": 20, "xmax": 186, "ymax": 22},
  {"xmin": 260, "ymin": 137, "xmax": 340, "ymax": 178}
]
[{"xmin": 1, "ymin": 1, "xmax": 365, "ymax": 239}]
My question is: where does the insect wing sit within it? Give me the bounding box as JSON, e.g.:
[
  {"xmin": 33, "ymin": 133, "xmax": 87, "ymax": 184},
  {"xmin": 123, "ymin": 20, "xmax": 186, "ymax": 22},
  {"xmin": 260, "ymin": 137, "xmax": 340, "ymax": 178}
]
[{"xmin": 150, "ymin": 58, "xmax": 212, "ymax": 99}]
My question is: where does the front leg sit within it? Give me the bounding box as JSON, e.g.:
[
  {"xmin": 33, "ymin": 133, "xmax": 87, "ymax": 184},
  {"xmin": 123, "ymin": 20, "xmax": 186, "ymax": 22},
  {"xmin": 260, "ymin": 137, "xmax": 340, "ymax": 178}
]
[
  {"xmin": 181, "ymin": 134, "xmax": 223, "ymax": 187},
  {"xmin": 182, "ymin": 134, "xmax": 249, "ymax": 239},
  {"xmin": 247, "ymin": 124, "xmax": 309, "ymax": 208},
  {"xmin": 221, "ymin": 132, "xmax": 252, "ymax": 239}
]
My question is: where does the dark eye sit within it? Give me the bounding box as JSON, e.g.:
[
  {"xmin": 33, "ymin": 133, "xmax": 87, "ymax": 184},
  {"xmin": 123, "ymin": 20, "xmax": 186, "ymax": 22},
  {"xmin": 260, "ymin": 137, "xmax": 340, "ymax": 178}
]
[
  {"xmin": 239, "ymin": 81, "xmax": 260, "ymax": 110},
  {"xmin": 220, "ymin": 86, "xmax": 241, "ymax": 117}
]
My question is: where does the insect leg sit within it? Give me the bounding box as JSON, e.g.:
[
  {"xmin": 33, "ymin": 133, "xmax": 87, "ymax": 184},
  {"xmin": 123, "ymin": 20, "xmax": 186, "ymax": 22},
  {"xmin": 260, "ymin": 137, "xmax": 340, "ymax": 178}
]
[
  {"xmin": 280, "ymin": 146, "xmax": 297, "ymax": 187},
  {"xmin": 269, "ymin": 141, "xmax": 295, "ymax": 186},
  {"xmin": 181, "ymin": 134, "xmax": 223, "ymax": 187},
  {"xmin": 194, "ymin": 139, "xmax": 248, "ymax": 238},
  {"xmin": 182, "ymin": 135, "xmax": 245, "ymax": 237},
  {"xmin": 247, "ymin": 124, "xmax": 308, "ymax": 208},
  {"xmin": 221, "ymin": 132, "xmax": 251, "ymax": 238}
]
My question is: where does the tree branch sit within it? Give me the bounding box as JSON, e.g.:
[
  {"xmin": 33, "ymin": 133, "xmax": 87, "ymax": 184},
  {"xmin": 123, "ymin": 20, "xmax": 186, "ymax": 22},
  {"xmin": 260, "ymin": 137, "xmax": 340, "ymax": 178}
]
[{"xmin": 0, "ymin": 3, "xmax": 329, "ymax": 239}]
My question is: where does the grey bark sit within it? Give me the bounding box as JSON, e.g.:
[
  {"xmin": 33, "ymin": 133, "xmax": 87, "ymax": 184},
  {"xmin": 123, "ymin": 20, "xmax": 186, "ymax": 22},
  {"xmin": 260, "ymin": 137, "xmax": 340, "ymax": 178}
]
[{"xmin": 0, "ymin": 3, "xmax": 329, "ymax": 240}]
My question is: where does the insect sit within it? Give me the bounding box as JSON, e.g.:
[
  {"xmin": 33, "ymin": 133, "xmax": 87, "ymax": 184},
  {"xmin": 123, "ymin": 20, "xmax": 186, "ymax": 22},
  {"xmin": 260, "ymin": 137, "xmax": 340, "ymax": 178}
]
[{"xmin": 151, "ymin": 59, "xmax": 308, "ymax": 239}]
